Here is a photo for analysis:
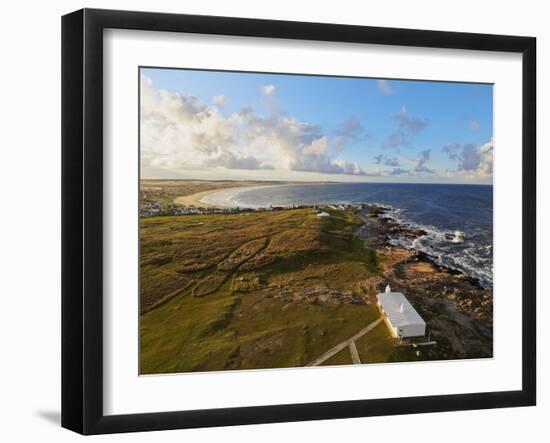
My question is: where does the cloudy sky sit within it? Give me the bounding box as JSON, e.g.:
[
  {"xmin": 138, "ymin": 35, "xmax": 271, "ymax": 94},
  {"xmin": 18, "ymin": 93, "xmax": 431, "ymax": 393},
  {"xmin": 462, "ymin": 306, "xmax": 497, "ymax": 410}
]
[{"xmin": 140, "ymin": 68, "xmax": 493, "ymax": 184}]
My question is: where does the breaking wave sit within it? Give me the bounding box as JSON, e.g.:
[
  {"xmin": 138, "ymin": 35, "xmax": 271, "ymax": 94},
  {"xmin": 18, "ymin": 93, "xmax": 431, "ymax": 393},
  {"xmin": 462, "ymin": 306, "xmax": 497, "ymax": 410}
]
[{"xmin": 379, "ymin": 207, "xmax": 493, "ymax": 289}]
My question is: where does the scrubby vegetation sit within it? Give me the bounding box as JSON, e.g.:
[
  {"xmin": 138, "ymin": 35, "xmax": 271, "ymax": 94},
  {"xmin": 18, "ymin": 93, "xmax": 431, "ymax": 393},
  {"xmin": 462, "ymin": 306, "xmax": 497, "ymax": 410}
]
[
  {"xmin": 140, "ymin": 207, "xmax": 388, "ymax": 374},
  {"xmin": 139, "ymin": 180, "xmax": 494, "ymax": 372}
]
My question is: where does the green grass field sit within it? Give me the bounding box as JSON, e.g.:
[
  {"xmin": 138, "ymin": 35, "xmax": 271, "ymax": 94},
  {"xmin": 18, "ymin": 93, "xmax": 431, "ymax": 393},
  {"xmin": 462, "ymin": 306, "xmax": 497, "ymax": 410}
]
[{"xmin": 140, "ymin": 208, "xmax": 397, "ymax": 374}]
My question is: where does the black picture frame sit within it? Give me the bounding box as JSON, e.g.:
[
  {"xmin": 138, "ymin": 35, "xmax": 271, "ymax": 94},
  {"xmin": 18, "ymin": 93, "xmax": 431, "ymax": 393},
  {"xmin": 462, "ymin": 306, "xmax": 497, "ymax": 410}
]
[{"xmin": 62, "ymin": 8, "xmax": 536, "ymax": 435}]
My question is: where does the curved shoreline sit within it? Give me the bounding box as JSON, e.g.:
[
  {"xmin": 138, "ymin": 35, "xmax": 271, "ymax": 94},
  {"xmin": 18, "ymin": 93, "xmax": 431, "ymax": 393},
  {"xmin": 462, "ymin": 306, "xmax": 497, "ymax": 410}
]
[
  {"xmin": 202, "ymin": 184, "xmax": 292, "ymax": 208},
  {"xmin": 173, "ymin": 187, "xmax": 248, "ymax": 208},
  {"xmin": 174, "ymin": 184, "xmax": 290, "ymax": 209}
]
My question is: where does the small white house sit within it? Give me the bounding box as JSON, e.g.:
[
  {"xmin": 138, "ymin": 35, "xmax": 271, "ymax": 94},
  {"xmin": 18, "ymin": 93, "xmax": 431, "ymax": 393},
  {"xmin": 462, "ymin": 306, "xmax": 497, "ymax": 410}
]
[
  {"xmin": 317, "ymin": 211, "xmax": 330, "ymax": 218},
  {"xmin": 376, "ymin": 285, "xmax": 426, "ymax": 338}
]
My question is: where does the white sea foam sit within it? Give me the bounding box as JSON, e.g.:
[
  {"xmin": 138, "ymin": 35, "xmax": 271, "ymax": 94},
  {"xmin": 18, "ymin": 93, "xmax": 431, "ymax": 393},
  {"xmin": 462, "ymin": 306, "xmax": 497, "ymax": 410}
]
[
  {"xmin": 451, "ymin": 230, "xmax": 465, "ymax": 243},
  {"xmin": 378, "ymin": 206, "xmax": 493, "ymax": 288}
]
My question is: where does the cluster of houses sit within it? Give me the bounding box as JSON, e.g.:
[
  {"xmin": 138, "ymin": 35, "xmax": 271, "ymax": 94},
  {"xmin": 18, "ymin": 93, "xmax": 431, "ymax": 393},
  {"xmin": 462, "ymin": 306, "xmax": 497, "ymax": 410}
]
[
  {"xmin": 140, "ymin": 200, "xmax": 162, "ymax": 217},
  {"xmin": 140, "ymin": 202, "xmax": 255, "ymax": 218},
  {"xmin": 140, "ymin": 200, "xmax": 368, "ymax": 219}
]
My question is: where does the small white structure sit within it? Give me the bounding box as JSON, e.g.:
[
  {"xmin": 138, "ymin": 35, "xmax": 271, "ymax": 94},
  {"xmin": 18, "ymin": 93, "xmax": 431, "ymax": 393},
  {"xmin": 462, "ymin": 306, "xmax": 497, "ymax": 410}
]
[
  {"xmin": 376, "ymin": 285, "xmax": 426, "ymax": 338},
  {"xmin": 317, "ymin": 211, "xmax": 330, "ymax": 218}
]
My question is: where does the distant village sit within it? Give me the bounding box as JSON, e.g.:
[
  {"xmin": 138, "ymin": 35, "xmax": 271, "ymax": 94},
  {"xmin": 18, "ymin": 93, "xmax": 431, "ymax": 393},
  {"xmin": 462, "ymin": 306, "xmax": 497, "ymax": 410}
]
[{"xmin": 140, "ymin": 195, "xmax": 367, "ymax": 218}]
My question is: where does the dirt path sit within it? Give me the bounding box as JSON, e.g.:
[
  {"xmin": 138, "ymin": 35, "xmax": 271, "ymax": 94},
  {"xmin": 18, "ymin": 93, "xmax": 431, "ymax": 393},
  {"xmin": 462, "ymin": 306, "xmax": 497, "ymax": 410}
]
[
  {"xmin": 349, "ymin": 341, "xmax": 361, "ymax": 364},
  {"xmin": 306, "ymin": 317, "xmax": 383, "ymax": 366}
]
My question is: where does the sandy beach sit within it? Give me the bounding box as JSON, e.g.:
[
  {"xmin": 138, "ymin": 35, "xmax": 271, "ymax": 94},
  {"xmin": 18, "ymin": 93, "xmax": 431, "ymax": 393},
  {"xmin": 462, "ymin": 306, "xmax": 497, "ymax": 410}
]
[
  {"xmin": 174, "ymin": 184, "xmax": 286, "ymax": 209},
  {"xmin": 174, "ymin": 189, "xmax": 228, "ymax": 208}
]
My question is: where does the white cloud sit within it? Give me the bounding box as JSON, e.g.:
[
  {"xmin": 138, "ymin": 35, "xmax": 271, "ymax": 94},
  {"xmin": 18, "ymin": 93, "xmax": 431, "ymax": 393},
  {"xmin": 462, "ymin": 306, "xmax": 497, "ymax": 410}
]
[
  {"xmin": 443, "ymin": 139, "xmax": 493, "ymax": 178},
  {"xmin": 204, "ymin": 151, "xmax": 273, "ymax": 170},
  {"xmin": 477, "ymin": 140, "xmax": 493, "ymax": 174},
  {"xmin": 383, "ymin": 106, "xmax": 428, "ymax": 149},
  {"xmin": 373, "ymin": 149, "xmax": 434, "ymax": 175},
  {"xmin": 377, "ymin": 79, "xmax": 393, "ymax": 95},
  {"xmin": 262, "ymin": 84, "xmax": 276, "ymax": 96},
  {"xmin": 333, "ymin": 116, "xmax": 367, "ymax": 150},
  {"xmin": 374, "ymin": 154, "xmax": 400, "ymax": 167},
  {"xmin": 140, "ymin": 75, "xmax": 366, "ymax": 177},
  {"xmin": 388, "ymin": 167, "xmax": 410, "ymax": 176},
  {"xmin": 212, "ymin": 95, "xmax": 228, "ymax": 107},
  {"xmin": 239, "ymin": 112, "xmax": 366, "ymax": 176},
  {"xmin": 413, "ymin": 149, "xmax": 435, "ymax": 174},
  {"xmin": 140, "ymin": 75, "xmax": 261, "ymax": 171}
]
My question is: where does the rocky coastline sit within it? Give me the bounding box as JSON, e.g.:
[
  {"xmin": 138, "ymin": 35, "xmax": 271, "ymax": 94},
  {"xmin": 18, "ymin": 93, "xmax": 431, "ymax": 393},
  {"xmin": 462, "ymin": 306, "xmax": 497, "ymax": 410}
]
[{"xmin": 358, "ymin": 204, "xmax": 493, "ymax": 361}]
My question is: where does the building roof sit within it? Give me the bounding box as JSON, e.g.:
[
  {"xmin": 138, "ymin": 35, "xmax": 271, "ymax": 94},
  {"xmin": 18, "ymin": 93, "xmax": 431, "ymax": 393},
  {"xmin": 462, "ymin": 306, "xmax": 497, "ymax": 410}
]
[{"xmin": 376, "ymin": 292, "xmax": 425, "ymax": 327}]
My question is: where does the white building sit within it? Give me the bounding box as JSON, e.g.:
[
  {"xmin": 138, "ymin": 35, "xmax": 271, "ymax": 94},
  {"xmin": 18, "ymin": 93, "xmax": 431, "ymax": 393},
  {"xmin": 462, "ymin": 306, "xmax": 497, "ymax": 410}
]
[
  {"xmin": 376, "ymin": 285, "xmax": 426, "ymax": 338},
  {"xmin": 317, "ymin": 212, "xmax": 330, "ymax": 218}
]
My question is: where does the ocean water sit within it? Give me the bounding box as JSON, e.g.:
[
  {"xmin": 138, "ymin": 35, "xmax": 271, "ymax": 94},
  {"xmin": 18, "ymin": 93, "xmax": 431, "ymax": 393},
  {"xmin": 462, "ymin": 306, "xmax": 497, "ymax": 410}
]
[{"xmin": 230, "ymin": 183, "xmax": 493, "ymax": 288}]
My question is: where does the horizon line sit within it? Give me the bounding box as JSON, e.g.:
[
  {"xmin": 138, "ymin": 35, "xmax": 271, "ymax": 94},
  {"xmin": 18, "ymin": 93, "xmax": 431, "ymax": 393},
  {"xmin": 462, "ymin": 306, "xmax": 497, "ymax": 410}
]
[{"xmin": 140, "ymin": 178, "xmax": 493, "ymax": 186}]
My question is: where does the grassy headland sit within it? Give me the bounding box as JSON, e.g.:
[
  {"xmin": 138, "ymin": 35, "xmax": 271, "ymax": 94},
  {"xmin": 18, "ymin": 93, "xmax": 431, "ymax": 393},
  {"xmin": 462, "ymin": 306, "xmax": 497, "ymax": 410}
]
[
  {"xmin": 139, "ymin": 203, "xmax": 419, "ymax": 374},
  {"xmin": 139, "ymin": 180, "xmax": 492, "ymax": 374}
]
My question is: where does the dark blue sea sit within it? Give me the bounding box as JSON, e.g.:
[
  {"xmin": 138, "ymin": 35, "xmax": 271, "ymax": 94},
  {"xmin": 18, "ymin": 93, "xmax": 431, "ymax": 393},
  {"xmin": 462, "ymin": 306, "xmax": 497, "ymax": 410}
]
[{"xmin": 232, "ymin": 183, "xmax": 493, "ymax": 288}]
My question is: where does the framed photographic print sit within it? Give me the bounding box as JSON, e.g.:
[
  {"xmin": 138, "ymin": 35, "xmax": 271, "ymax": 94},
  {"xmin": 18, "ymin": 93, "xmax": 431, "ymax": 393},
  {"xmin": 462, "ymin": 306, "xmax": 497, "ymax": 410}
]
[{"xmin": 61, "ymin": 8, "xmax": 536, "ymax": 435}]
